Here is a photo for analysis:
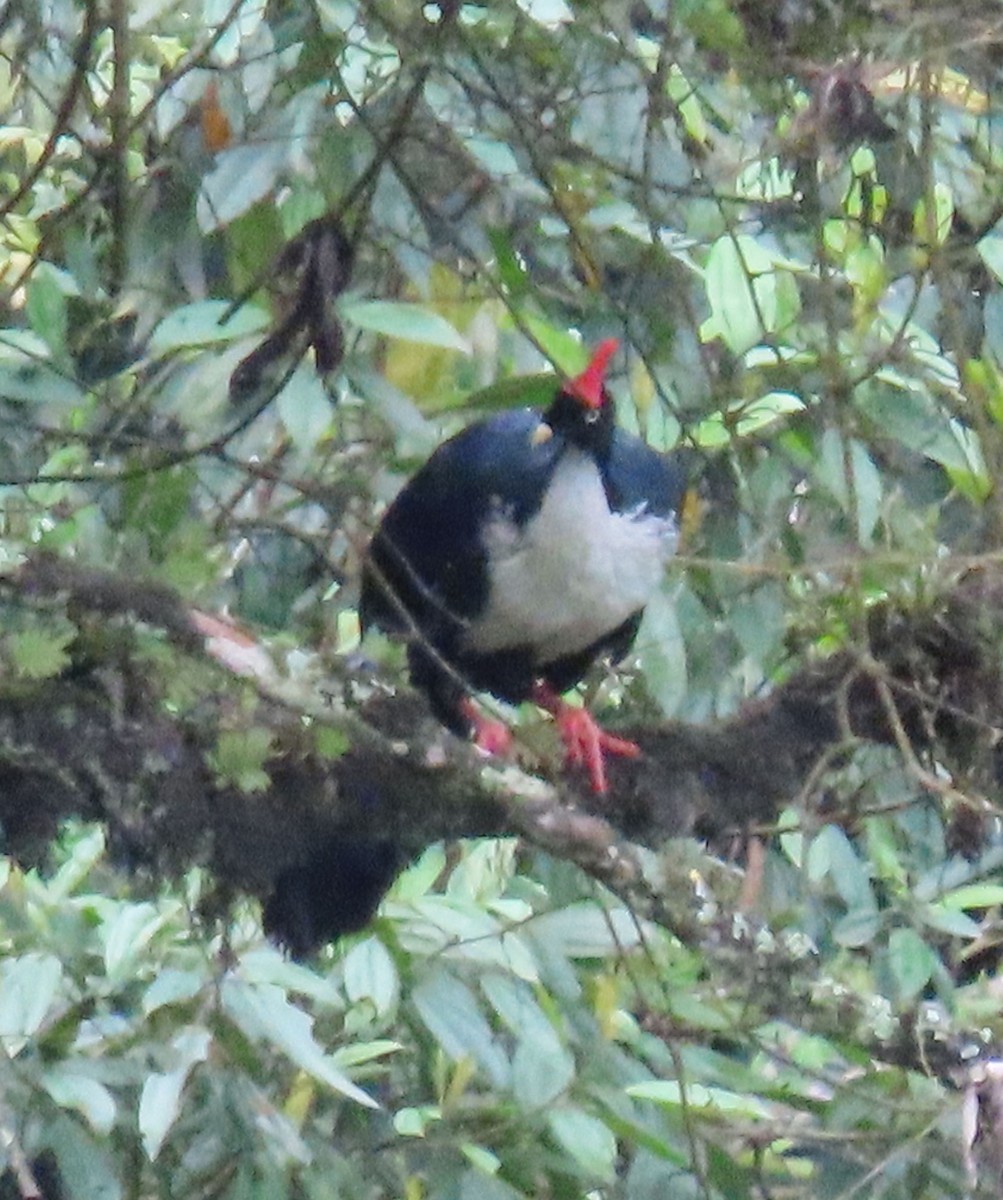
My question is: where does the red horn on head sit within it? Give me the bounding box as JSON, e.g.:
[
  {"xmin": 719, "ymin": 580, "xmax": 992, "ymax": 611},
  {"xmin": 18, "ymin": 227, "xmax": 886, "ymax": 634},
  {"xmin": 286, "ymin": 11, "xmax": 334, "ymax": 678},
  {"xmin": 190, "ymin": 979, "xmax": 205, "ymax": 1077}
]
[{"xmin": 566, "ymin": 338, "xmax": 619, "ymax": 409}]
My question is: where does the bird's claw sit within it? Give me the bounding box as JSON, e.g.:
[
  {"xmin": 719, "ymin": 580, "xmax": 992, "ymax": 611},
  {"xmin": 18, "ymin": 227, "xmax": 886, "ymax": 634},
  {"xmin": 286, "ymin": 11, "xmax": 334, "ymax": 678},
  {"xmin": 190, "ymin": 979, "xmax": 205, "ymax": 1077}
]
[
  {"xmin": 531, "ymin": 683, "xmax": 639, "ymax": 794},
  {"xmin": 459, "ymin": 697, "xmax": 514, "ymax": 756}
]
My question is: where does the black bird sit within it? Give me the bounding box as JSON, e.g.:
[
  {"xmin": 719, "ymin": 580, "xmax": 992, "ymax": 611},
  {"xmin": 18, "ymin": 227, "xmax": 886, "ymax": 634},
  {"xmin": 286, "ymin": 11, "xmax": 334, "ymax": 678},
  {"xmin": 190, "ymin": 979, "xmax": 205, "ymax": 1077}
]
[{"xmin": 360, "ymin": 339, "xmax": 687, "ymax": 792}]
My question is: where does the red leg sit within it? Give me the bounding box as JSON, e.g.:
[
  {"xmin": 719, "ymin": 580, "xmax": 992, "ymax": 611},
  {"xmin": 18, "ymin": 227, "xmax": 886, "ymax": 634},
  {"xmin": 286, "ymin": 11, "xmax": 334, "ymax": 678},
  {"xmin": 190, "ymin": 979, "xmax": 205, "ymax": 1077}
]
[
  {"xmin": 531, "ymin": 682, "xmax": 639, "ymax": 794},
  {"xmin": 458, "ymin": 697, "xmax": 513, "ymax": 756}
]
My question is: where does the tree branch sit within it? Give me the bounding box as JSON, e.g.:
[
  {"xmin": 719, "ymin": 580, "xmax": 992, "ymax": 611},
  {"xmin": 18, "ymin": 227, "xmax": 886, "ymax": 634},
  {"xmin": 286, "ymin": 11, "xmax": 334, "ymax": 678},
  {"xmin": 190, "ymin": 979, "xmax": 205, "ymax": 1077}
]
[{"xmin": 1, "ymin": 554, "xmax": 999, "ymax": 948}]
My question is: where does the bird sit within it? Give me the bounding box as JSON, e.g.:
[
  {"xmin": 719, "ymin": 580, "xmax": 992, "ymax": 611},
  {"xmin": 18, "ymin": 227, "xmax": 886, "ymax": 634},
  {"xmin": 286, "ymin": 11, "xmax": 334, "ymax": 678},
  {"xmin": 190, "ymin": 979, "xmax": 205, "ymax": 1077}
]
[{"xmin": 360, "ymin": 338, "xmax": 687, "ymax": 793}]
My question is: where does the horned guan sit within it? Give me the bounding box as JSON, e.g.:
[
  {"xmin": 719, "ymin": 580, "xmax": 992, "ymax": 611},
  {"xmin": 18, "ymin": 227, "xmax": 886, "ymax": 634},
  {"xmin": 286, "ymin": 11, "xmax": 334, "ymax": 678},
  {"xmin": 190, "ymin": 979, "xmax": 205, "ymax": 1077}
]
[{"xmin": 361, "ymin": 338, "xmax": 687, "ymax": 793}]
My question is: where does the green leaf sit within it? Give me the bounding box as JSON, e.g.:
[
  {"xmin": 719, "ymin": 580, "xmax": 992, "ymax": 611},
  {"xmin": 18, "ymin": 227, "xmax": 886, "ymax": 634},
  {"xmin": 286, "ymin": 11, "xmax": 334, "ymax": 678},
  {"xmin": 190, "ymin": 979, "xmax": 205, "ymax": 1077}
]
[
  {"xmin": 637, "ymin": 587, "xmax": 688, "ymax": 716},
  {"xmin": 277, "ymin": 365, "xmax": 334, "ymax": 450},
  {"xmin": 47, "ymin": 827, "xmax": 106, "ymax": 899},
  {"xmin": 919, "ymin": 904, "xmax": 981, "ymax": 938},
  {"xmin": 860, "ymin": 386, "xmax": 990, "ymax": 499},
  {"xmin": 807, "ymin": 825, "xmax": 876, "ymax": 911},
  {"xmin": 546, "ymin": 1107, "xmax": 616, "ymax": 1181},
  {"xmin": 978, "ymin": 232, "xmax": 1003, "ymax": 283},
  {"xmin": 518, "ymin": 317, "xmax": 592, "ymax": 375},
  {"xmin": 833, "ymin": 906, "xmax": 881, "ymax": 948},
  {"xmin": 938, "ymin": 883, "xmax": 1003, "ymax": 909},
  {"xmin": 691, "ymin": 391, "xmax": 806, "ymax": 448},
  {"xmin": 122, "ymin": 465, "xmax": 197, "ymax": 548},
  {"xmin": 628, "ymin": 1079, "xmax": 771, "ymax": 1118},
  {"xmin": 42, "ymin": 1067, "xmax": 116, "ymax": 1135},
  {"xmin": 139, "ymin": 1027, "xmax": 211, "ymax": 1160},
  {"xmin": 149, "ymin": 300, "xmax": 269, "ymax": 353},
  {"xmin": 342, "ymin": 937, "xmax": 400, "ymax": 1015},
  {"xmin": 733, "ymin": 390, "xmax": 805, "ymax": 437},
  {"xmin": 459, "ymin": 1170, "xmax": 528, "ymax": 1200},
  {"xmin": 512, "ymin": 1028, "xmax": 575, "ymax": 1107},
  {"xmin": 702, "ymin": 234, "xmax": 777, "ymax": 354},
  {"xmin": 143, "ymin": 969, "xmax": 203, "ymax": 1015},
  {"xmin": 0, "ymin": 954, "xmax": 63, "ymax": 1046},
  {"xmin": 914, "ymin": 184, "xmax": 953, "ymax": 246},
  {"xmin": 727, "ymin": 583, "xmax": 786, "ymax": 666},
  {"xmin": 887, "ymin": 927, "xmax": 937, "ymax": 1003},
  {"xmin": 221, "ymin": 978, "xmax": 378, "ymax": 1107},
  {"xmin": 393, "ymin": 845, "xmax": 448, "ymax": 900},
  {"xmin": 460, "ymin": 1143, "xmax": 501, "ymax": 1174},
  {"xmin": 411, "ymin": 969, "xmax": 510, "ymax": 1089},
  {"xmin": 331, "ymin": 1039, "xmax": 402, "ymax": 1069},
  {"xmin": 393, "ymin": 897, "xmax": 536, "ymax": 975},
  {"xmin": 209, "ymin": 727, "xmax": 275, "ymax": 794},
  {"xmin": 26, "ymin": 264, "xmax": 70, "ymax": 363},
  {"xmin": 667, "ymin": 990, "xmax": 734, "ymax": 1032},
  {"xmin": 864, "ymin": 816, "xmax": 907, "ymax": 887},
  {"xmin": 778, "ymin": 808, "xmax": 804, "ymax": 868},
  {"xmin": 7, "ymin": 627, "xmax": 73, "ymax": 679},
  {"xmin": 393, "ymin": 1106, "xmax": 441, "ymax": 1137},
  {"xmin": 0, "ymin": 361, "xmax": 84, "ymax": 407},
  {"xmin": 340, "ymin": 299, "xmax": 470, "ymax": 352},
  {"xmin": 48, "ymin": 1113, "xmax": 122, "ymax": 1200},
  {"xmin": 314, "ymin": 725, "xmax": 350, "ymax": 760},
  {"xmin": 480, "ymin": 974, "xmax": 552, "ymax": 1042},
  {"xmin": 529, "ymin": 903, "xmax": 650, "ymax": 958},
  {"xmin": 459, "ymin": 371, "xmax": 564, "ymax": 414},
  {"xmin": 101, "ymin": 900, "xmax": 174, "ymax": 981},
  {"xmin": 487, "ymin": 227, "xmax": 530, "ymax": 296},
  {"xmin": 197, "ymin": 139, "xmax": 290, "ymax": 229}
]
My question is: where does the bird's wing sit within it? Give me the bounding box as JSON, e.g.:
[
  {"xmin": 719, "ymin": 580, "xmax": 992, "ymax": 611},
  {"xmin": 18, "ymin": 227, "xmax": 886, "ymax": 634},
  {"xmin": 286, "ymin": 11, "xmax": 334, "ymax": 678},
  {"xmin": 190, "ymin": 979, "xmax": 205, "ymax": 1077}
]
[
  {"xmin": 361, "ymin": 408, "xmax": 561, "ymax": 634},
  {"xmin": 605, "ymin": 430, "xmax": 689, "ymax": 518}
]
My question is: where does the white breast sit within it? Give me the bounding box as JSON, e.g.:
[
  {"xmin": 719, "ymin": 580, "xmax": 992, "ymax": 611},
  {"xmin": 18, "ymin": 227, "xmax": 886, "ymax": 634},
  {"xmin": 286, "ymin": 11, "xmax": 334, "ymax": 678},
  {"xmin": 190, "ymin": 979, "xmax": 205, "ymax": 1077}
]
[{"xmin": 464, "ymin": 450, "xmax": 676, "ymax": 664}]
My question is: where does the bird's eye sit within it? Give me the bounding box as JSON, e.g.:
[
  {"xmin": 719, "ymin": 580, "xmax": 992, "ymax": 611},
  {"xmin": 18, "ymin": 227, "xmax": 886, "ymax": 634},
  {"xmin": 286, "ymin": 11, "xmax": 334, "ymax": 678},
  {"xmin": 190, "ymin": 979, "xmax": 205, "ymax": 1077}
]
[{"xmin": 584, "ymin": 409, "xmax": 600, "ymax": 425}]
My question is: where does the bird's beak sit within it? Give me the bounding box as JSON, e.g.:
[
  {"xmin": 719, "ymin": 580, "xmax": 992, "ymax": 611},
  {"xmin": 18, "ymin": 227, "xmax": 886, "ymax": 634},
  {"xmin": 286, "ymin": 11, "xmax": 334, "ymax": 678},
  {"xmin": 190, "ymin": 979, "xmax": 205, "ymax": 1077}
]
[{"xmin": 530, "ymin": 423, "xmax": 554, "ymax": 446}]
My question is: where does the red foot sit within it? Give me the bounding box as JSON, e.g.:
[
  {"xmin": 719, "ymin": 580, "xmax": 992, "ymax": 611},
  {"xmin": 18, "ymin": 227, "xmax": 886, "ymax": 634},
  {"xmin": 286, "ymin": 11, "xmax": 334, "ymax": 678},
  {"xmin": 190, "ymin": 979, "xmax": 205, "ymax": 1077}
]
[
  {"xmin": 459, "ymin": 697, "xmax": 514, "ymax": 756},
  {"xmin": 531, "ymin": 683, "xmax": 639, "ymax": 794}
]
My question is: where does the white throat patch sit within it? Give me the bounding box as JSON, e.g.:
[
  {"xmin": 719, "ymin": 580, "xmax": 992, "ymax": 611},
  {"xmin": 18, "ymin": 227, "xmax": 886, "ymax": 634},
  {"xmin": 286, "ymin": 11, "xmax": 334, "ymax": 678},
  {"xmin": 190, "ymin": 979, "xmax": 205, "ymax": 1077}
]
[{"xmin": 464, "ymin": 450, "xmax": 676, "ymax": 664}]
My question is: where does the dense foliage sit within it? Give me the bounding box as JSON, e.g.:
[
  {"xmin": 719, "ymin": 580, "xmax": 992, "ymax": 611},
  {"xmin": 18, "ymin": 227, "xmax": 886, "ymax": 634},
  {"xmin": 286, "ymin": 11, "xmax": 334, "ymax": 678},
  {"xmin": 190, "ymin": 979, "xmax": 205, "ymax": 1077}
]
[{"xmin": 5, "ymin": 1, "xmax": 1003, "ymax": 1196}]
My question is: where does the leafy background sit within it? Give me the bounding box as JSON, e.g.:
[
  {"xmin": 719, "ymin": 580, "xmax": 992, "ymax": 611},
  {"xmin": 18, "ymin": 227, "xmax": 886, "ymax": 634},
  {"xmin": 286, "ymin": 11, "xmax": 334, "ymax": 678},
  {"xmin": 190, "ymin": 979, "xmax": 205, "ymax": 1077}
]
[{"xmin": 4, "ymin": 0, "xmax": 1003, "ymax": 1196}]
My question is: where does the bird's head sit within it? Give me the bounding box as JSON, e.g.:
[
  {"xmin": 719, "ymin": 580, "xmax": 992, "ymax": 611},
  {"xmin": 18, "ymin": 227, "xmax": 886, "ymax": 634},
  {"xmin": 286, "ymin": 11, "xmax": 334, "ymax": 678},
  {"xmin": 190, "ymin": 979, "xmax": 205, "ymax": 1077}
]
[{"xmin": 540, "ymin": 338, "xmax": 619, "ymax": 453}]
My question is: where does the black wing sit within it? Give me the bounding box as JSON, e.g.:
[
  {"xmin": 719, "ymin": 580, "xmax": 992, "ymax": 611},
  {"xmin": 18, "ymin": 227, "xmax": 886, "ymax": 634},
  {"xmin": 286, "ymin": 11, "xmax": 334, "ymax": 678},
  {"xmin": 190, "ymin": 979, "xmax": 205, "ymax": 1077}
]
[
  {"xmin": 605, "ymin": 430, "xmax": 689, "ymax": 518},
  {"xmin": 360, "ymin": 408, "xmax": 562, "ymax": 641}
]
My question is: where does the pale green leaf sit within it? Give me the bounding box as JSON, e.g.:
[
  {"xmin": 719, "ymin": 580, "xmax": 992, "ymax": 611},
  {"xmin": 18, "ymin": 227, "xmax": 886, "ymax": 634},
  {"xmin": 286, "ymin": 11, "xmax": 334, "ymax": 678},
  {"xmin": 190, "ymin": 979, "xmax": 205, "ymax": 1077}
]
[
  {"xmin": 149, "ymin": 300, "xmax": 269, "ymax": 353},
  {"xmin": 512, "ymin": 1029, "xmax": 575, "ymax": 1107},
  {"xmin": 342, "ymin": 937, "xmax": 400, "ymax": 1015},
  {"xmin": 341, "ymin": 299, "xmax": 470, "ymax": 352},
  {"xmin": 42, "ymin": 1068, "xmax": 116, "ymax": 1135},
  {"xmin": 0, "ymin": 954, "xmax": 63, "ymax": 1045},
  {"xmin": 101, "ymin": 901, "xmax": 173, "ymax": 980},
  {"xmin": 938, "ymin": 883, "xmax": 1003, "ymax": 910},
  {"xmin": 529, "ymin": 903, "xmax": 649, "ymax": 957},
  {"xmin": 0, "ymin": 361, "xmax": 84, "ymax": 406},
  {"xmin": 393, "ymin": 1106, "xmax": 441, "ymax": 1137},
  {"xmin": 702, "ymin": 234, "xmax": 777, "ymax": 353},
  {"xmin": 919, "ymin": 904, "xmax": 982, "ymax": 938},
  {"xmin": 637, "ymin": 587, "xmax": 688, "ymax": 717},
  {"xmin": 26, "ymin": 265, "xmax": 70, "ymax": 361},
  {"xmin": 277, "ymin": 365, "xmax": 334, "ymax": 450},
  {"xmin": 139, "ymin": 1028, "xmax": 211, "ymax": 1160},
  {"xmin": 546, "ymin": 1108, "xmax": 616, "ymax": 1181},
  {"xmin": 221, "ymin": 978, "xmax": 377, "ymax": 1107},
  {"xmin": 143, "ymin": 969, "xmax": 203, "ymax": 1015},
  {"xmin": 411, "ymin": 970, "xmax": 510, "ymax": 1089}
]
